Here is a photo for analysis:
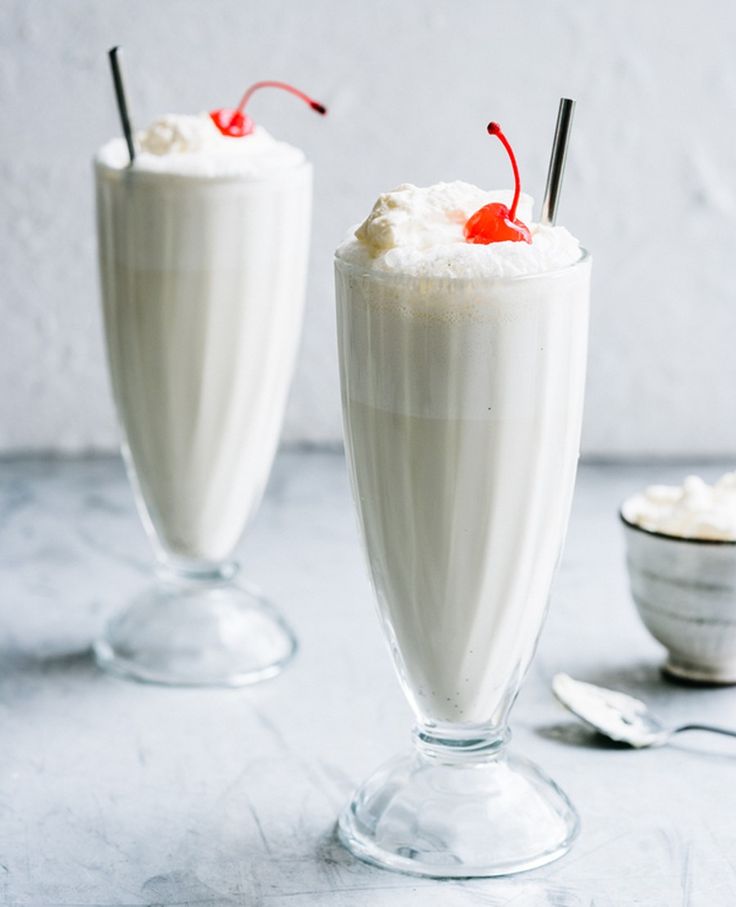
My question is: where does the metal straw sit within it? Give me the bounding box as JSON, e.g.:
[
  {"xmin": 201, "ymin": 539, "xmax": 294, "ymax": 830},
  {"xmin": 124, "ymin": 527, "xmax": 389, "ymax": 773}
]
[
  {"xmin": 540, "ymin": 98, "xmax": 575, "ymax": 225},
  {"xmin": 108, "ymin": 46, "xmax": 136, "ymax": 164}
]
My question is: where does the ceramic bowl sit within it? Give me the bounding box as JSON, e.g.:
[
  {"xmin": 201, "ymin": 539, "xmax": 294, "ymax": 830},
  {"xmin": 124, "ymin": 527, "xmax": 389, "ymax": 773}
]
[{"xmin": 620, "ymin": 512, "xmax": 736, "ymax": 683}]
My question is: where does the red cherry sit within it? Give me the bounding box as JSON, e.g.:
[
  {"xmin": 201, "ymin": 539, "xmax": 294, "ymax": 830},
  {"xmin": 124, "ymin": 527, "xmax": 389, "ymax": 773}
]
[
  {"xmin": 464, "ymin": 203, "xmax": 531, "ymax": 244},
  {"xmin": 209, "ymin": 108, "xmax": 254, "ymax": 137},
  {"xmin": 464, "ymin": 122, "xmax": 532, "ymax": 245},
  {"xmin": 210, "ymin": 81, "xmax": 327, "ymax": 138}
]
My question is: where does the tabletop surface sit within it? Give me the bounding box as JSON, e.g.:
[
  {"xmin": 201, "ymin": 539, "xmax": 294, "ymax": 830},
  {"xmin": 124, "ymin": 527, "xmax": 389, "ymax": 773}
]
[{"xmin": 2, "ymin": 451, "xmax": 736, "ymax": 907}]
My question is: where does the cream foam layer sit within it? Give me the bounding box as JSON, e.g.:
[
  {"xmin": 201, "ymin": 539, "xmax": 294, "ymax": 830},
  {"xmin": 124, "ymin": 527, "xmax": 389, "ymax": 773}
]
[
  {"xmin": 96, "ymin": 113, "xmax": 305, "ymax": 178},
  {"xmin": 336, "ymin": 181, "xmax": 581, "ymax": 278},
  {"xmin": 623, "ymin": 473, "xmax": 736, "ymax": 541}
]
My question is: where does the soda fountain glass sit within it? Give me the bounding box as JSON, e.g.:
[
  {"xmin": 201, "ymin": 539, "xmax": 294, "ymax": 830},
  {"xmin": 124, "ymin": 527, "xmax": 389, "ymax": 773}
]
[
  {"xmin": 335, "ymin": 252, "xmax": 591, "ymax": 876},
  {"xmin": 93, "ymin": 160, "xmax": 311, "ymax": 686}
]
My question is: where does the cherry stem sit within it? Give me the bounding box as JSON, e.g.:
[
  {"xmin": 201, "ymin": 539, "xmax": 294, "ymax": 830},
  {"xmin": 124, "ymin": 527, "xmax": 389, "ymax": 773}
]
[
  {"xmin": 487, "ymin": 122, "xmax": 521, "ymax": 221},
  {"xmin": 236, "ymin": 80, "xmax": 327, "ymax": 116}
]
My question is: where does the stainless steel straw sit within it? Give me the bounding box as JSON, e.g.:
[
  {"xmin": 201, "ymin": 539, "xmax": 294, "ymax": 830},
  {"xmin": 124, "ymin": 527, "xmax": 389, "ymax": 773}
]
[
  {"xmin": 108, "ymin": 46, "xmax": 136, "ymax": 164},
  {"xmin": 540, "ymin": 98, "xmax": 575, "ymax": 225}
]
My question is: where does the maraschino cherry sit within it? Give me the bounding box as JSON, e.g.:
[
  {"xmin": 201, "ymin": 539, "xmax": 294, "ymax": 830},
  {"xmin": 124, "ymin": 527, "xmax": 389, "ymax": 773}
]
[
  {"xmin": 210, "ymin": 80, "xmax": 327, "ymax": 138},
  {"xmin": 464, "ymin": 122, "xmax": 532, "ymax": 245}
]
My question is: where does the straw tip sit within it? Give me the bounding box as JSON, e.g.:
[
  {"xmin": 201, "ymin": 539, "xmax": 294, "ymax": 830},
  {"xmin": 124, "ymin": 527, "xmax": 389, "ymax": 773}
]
[
  {"xmin": 487, "ymin": 121, "xmax": 501, "ymax": 136},
  {"xmin": 311, "ymin": 101, "xmax": 327, "ymax": 115}
]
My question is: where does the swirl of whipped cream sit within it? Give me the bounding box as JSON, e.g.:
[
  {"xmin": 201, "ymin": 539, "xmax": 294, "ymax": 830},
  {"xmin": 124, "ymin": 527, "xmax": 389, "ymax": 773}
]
[
  {"xmin": 337, "ymin": 181, "xmax": 582, "ymax": 279},
  {"xmin": 96, "ymin": 113, "xmax": 305, "ymax": 178}
]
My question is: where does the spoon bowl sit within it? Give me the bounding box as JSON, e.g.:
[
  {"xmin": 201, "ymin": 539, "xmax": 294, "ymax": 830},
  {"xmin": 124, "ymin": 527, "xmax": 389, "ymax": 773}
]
[
  {"xmin": 552, "ymin": 674, "xmax": 670, "ymax": 747},
  {"xmin": 553, "ymin": 674, "xmax": 736, "ymax": 749}
]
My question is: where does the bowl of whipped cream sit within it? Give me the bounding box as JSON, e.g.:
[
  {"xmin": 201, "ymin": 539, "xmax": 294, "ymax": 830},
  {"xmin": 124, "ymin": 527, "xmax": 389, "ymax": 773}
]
[{"xmin": 621, "ymin": 472, "xmax": 736, "ymax": 683}]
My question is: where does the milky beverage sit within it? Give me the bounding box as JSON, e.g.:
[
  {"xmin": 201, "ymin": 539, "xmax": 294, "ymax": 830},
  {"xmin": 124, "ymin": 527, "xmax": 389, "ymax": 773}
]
[
  {"xmin": 336, "ymin": 182, "xmax": 590, "ymax": 726},
  {"xmin": 96, "ymin": 115, "xmax": 311, "ymax": 563}
]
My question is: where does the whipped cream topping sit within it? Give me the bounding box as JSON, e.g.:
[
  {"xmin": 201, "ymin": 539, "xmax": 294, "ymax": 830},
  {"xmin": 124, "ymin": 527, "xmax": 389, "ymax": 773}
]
[
  {"xmin": 96, "ymin": 113, "xmax": 305, "ymax": 178},
  {"xmin": 623, "ymin": 472, "xmax": 736, "ymax": 541},
  {"xmin": 336, "ymin": 181, "xmax": 582, "ymax": 278}
]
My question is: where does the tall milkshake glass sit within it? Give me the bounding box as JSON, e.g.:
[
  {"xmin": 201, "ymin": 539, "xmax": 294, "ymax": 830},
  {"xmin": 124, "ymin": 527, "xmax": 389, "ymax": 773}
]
[
  {"xmin": 94, "ymin": 114, "xmax": 312, "ymax": 686},
  {"xmin": 335, "ymin": 244, "xmax": 591, "ymax": 876}
]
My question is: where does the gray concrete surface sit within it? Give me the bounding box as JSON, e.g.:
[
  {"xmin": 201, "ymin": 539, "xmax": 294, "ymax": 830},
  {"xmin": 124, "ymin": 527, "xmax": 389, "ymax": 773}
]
[{"xmin": 1, "ymin": 451, "xmax": 736, "ymax": 905}]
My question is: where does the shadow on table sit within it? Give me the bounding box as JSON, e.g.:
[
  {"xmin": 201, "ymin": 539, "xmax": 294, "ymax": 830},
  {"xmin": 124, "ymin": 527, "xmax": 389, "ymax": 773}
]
[
  {"xmin": 535, "ymin": 721, "xmax": 631, "ymax": 750},
  {"xmin": 578, "ymin": 660, "xmax": 736, "ymax": 695},
  {"xmin": 0, "ymin": 647, "xmax": 98, "ymax": 683},
  {"xmin": 313, "ymin": 828, "xmax": 445, "ymax": 894},
  {"xmin": 315, "ymin": 827, "xmax": 358, "ymax": 870}
]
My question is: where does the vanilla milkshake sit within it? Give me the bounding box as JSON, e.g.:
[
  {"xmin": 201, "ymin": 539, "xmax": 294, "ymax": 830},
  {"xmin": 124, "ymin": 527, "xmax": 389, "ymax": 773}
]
[
  {"xmin": 94, "ymin": 89, "xmax": 322, "ymax": 686},
  {"xmin": 96, "ymin": 114, "xmax": 311, "ymax": 564},
  {"xmin": 337, "ymin": 182, "xmax": 589, "ymax": 726},
  {"xmin": 335, "ymin": 118, "xmax": 589, "ymax": 879}
]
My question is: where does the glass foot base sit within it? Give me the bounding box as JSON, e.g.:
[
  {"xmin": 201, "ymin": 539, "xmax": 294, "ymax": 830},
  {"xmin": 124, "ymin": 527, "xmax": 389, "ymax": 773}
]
[
  {"xmin": 338, "ymin": 747, "xmax": 579, "ymax": 878},
  {"xmin": 94, "ymin": 579, "xmax": 297, "ymax": 687}
]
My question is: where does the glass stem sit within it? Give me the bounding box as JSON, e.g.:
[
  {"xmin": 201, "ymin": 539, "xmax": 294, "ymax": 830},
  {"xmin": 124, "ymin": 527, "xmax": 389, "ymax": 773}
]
[
  {"xmin": 412, "ymin": 721, "xmax": 510, "ymax": 765},
  {"xmin": 157, "ymin": 558, "xmax": 239, "ymax": 587}
]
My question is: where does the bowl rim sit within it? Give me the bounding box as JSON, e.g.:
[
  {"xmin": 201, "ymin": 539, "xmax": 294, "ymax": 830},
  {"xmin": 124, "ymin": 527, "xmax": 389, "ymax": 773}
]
[{"xmin": 619, "ymin": 510, "xmax": 736, "ymax": 547}]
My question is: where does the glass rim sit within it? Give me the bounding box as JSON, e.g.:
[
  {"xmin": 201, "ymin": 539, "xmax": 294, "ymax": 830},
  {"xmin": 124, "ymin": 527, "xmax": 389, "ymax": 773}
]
[{"xmin": 334, "ymin": 246, "xmax": 591, "ymax": 286}]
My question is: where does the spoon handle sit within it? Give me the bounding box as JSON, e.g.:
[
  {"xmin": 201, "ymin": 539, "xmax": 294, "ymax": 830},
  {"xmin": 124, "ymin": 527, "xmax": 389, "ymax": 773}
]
[{"xmin": 675, "ymin": 723, "xmax": 736, "ymax": 740}]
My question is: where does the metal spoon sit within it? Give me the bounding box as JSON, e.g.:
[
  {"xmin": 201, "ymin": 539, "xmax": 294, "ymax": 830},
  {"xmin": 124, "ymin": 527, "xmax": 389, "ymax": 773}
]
[{"xmin": 552, "ymin": 673, "xmax": 736, "ymax": 749}]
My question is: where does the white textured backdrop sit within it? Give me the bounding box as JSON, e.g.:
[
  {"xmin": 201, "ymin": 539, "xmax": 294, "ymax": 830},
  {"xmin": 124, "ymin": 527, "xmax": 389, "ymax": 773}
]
[{"xmin": 2, "ymin": 0, "xmax": 736, "ymax": 456}]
